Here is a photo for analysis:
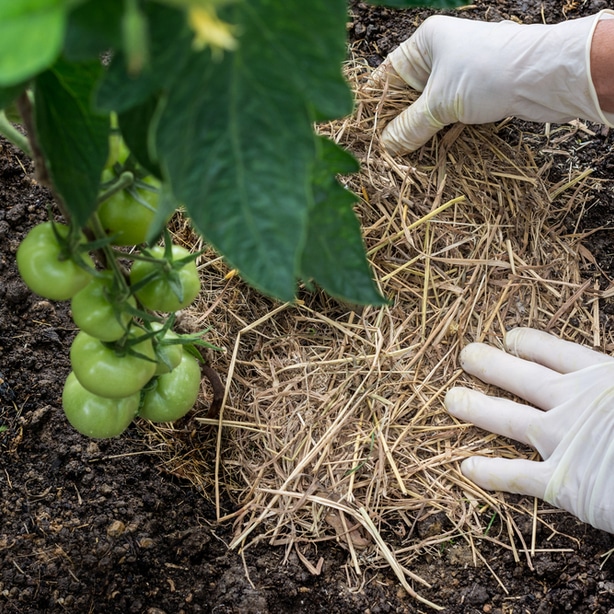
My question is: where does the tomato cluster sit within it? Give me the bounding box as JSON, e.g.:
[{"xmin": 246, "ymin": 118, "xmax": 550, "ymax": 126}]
[{"xmin": 16, "ymin": 135, "xmax": 206, "ymax": 438}]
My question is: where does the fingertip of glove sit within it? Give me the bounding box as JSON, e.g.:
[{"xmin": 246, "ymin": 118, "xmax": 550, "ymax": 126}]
[
  {"xmin": 444, "ymin": 387, "xmax": 474, "ymax": 420},
  {"xmin": 504, "ymin": 326, "xmax": 547, "ymax": 356},
  {"xmin": 503, "ymin": 327, "xmax": 524, "ymax": 354},
  {"xmin": 380, "ymin": 125, "xmax": 419, "ymax": 156},
  {"xmin": 458, "ymin": 342, "xmax": 488, "ymax": 371},
  {"xmin": 444, "ymin": 386, "xmax": 464, "ymax": 410},
  {"xmin": 367, "ymin": 59, "xmax": 405, "ymax": 89},
  {"xmin": 459, "ymin": 456, "xmax": 479, "ymax": 479}
]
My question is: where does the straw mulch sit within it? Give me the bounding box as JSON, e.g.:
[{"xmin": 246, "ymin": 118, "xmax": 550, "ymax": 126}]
[{"xmin": 139, "ymin": 60, "xmax": 611, "ymax": 609}]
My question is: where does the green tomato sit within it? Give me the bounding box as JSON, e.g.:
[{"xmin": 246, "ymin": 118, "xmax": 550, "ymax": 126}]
[
  {"xmin": 129, "ymin": 244, "xmax": 201, "ymax": 312},
  {"xmin": 139, "ymin": 352, "xmax": 201, "ymax": 422},
  {"xmin": 62, "ymin": 372, "xmax": 139, "ymax": 438},
  {"xmin": 98, "ymin": 172, "xmax": 160, "ymax": 246},
  {"xmin": 16, "ymin": 222, "xmax": 94, "ymax": 301},
  {"xmin": 70, "ymin": 329, "xmax": 157, "ymax": 399},
  {"xmin": 71, "ymin": 273, "xmax": 137, "ymax": 342},
  {"xmin": 150, "ymin": 322, "xmax": 183, "ymax": 375}
]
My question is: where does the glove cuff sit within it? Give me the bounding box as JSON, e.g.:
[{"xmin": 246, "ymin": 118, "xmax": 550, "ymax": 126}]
[{"xmin": 587, "ymin": 10, "xmax": 614, "ymax": 128}]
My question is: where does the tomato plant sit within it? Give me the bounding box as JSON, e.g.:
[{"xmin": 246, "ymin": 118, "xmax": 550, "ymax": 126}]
[
  {"xmin": 16, "ymin": 221, "xmax": 94, "ymax": 301},
  {"xmin": 139, "ymin": 351, "xmax": 202, "ymax": 422},
  {"xmin": 0, "ymin": 0, "xmax": 443, "ymax": 306},
  {"xmin": 97, "ymin": 172, "xmax": 162, "ymax": 246},
  {"xmin": 129, "ymin": 244, "xmax": 201, "ymax": 312},
  {"xmin": 71, "ymin": 272, "xmax": 137, "ymax": 342},
  {"xmin": 62, "ymin": 372, "xmax": 140, "ymax": 438},
  {"xmin": 3, "ymin": 0, "xmax": 457, "ymax": 439},
  {"xmin": 70, "ymin": 329, "xmax": 157, "ymax": 399}
]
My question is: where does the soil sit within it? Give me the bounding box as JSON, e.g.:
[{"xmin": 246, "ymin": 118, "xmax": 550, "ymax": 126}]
[{"xmin": 2, "ymin": 2, "xmax": 614, "ymax": 613}]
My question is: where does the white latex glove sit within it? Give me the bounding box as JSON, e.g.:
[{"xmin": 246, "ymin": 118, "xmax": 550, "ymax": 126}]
[
  {"xmin": 372, "ymin": 11, "xmax": 614, "ymax": 155},
  {"xmin": 445, "ymin": 327, "xmax": 614, "ymax": 534}
]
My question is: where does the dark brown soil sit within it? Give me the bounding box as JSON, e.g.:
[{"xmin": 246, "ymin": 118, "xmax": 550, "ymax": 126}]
[{"xmin": 2, "ymin": 2, "xmax": 614, "ymax": 613}]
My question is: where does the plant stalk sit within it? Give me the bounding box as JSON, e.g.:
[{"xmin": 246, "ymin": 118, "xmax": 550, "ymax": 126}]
[
  {"xmin": 0, "ymin": 111, "xmax": 31, "ymax": 156},
  {"xmin": 15, "ymin": 91, "xmax": 71, "ymax": 222},
  {"xmin": 89, "ymin": 213, "xmax": 131, "ymax": 292}
]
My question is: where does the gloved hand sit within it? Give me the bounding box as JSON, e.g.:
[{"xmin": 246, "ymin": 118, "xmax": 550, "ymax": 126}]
[
  {"xmin": 445, "ymin": 327, "xmax": 614, "ymax": 534},
  {"xmin": 372, "ymin": 11, "xmax": 614, "ymax": 155}
]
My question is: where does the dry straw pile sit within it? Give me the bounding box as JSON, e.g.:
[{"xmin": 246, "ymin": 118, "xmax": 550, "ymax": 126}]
[{"xmin": 140, "ymin": 61, "xmax": 610, "ymax": 608}]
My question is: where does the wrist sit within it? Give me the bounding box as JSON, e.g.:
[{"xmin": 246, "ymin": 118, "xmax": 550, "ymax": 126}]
[{"xmin": 590, "ymin": 17, "xmax": 614, "ymax": 113}]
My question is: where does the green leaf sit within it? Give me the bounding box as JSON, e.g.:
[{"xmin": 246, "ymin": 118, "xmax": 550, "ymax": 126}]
[
  {"xmin": 96, "ymin": 3, "xmax": 190, "ymax": 113},
  {"xmin": 367, "ymin": 0, "xmax": 464, "ymax": 7},
  {"xmin": 63, "ymin": 0, "xmax": 123, "ymax": 61},
  {"xmin": 157, "ymin": 0, "xmax": 354, "ymax": 301},
  {"xmin": 0, "ymin": 0, "xmax": 68, "ymax": 86},
  {"xmin": 145, "ymin": 184, "xmax": 178, "ymax": 246},
  {"xmin": 34, "ymin": 58, "xmax": 109, "ymax": 227},
  {"xmin": 166, "ymin": 270, "xmax": 185, "ymax": 303},
  {"xmin": 238, "ymin": 0, "xmax": 354, "ymax": 121},
  {"xmin": 301, "ymin": 137, "xmax": 386, "ymax": 305},
  {"xmin": 118, "ymin": 94, "xmax": 163, "ymax": 177},
  {"xmin": 158, "ymin": 53, "xmax": 310, "ymax": 301},
  {"xmin": 314, "ymin": 136, "xmax": 361, "ymax": 177}
]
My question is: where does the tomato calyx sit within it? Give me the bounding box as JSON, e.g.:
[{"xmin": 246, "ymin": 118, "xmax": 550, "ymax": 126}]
[
  {"xmin": 48, "ymin": 219, "xmax": 95, "ymax": 270},
  {"xmin": 99, "ymin": 168, "xmax": 160, "ymax": 213},
  {"xmin": 126, "ymin": 236, "xmax": 202, "ymax": 306},
  {"xmin": 125, "ymin": 177, "xmax": 160, "ymax": 213},
  {"xmin": 106, "ymin": 329, "xmax": 158, "ymax": 364},
  {"xmin": 128, "ymin": 243, "xmax": 200, "ymax": 272},
  {"xmin": 48, "ymin": 219, "xmax": 98, "ymax": 277},
  {"xmin": 143, "ymin": 316, "xmax": 222, "ymax": 373},
  {"xmin": 98, "ymin": 170, "xmax": 135, "ymax": 205}
]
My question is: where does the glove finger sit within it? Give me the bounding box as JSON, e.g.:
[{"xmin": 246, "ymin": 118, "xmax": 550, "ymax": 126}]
[
  {"xmin": 381, "ymin": 94, "xmax": 446, "ymax": 155},
  {"xmin": 368, "ymin": 59, "xmax": 407, "ymax": 89},
  {"xmin": 445, "ymin": 387, "xmax": 549, "ymax": 452},
  {"xmin": 459, "ymin": 342, "xmax": 568, "ymax": 410},
  {"xmin": 505, "ymin": 327, "xmax": 614, "ymax": 374},
  {"xmin": 460, "ymin": 456, "xmax": 550, "ymax": 500},
  {"xmin": 387, "ymin": 32, "xmax": 431, "ymax": 92}
]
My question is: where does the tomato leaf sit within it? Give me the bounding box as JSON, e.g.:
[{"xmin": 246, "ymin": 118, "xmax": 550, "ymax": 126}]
[
  {"xmin": 0, "ymin": 0, "xmax": 68, "ymax": 86},
  {"xmin": 34, "ymin": 57, "xmax": 109, "ymax": 227},
  {"xmin": 157, "ymin": 0, "xmax": 354, "ymax": 301},
  {"xmin": 301, "ymin": 137, "xmax": 387, "ymax": 305},
  {"xmin": 145, "ymin": 184, "xmax": 178, "ymax": 246},
  {"xmin": 166, "ymin": 270, "xmax": 185, "ymax": 304},
  {"xmin": 117, "ymin": 94, "xmax": 162, "ymax": 178},
  {"xmin": 63, "ymin": 0, "xmax": 123, "ymax": 61},
  {"xmin": 95, "ymin": 3, "xmax": 189, "ymax": 113}
]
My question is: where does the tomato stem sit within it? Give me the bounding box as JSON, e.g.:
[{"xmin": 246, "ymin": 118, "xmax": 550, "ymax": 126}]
[
  {"xmin": 15, "ymin": 91, "xmax": 72, "ymax": 223},
  {"xmin": 88, "ymin": 213, "xmax": 131, "ymax": 292},
  {"xmin": 0, "ymin": 110, "xmax": 31, "ymax": 156},
  {"xmin": 113, "ymin": 250, "xmax": 167, "ymax": 264},
  {"xmin": 97, "ymin": 170, "xmax": 135, "ymax": 204}
]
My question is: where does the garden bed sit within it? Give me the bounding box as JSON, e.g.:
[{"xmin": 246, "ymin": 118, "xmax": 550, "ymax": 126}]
[{"xmin": 1, "ymin": 1, "xmax": 614, "ymax": 612}]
